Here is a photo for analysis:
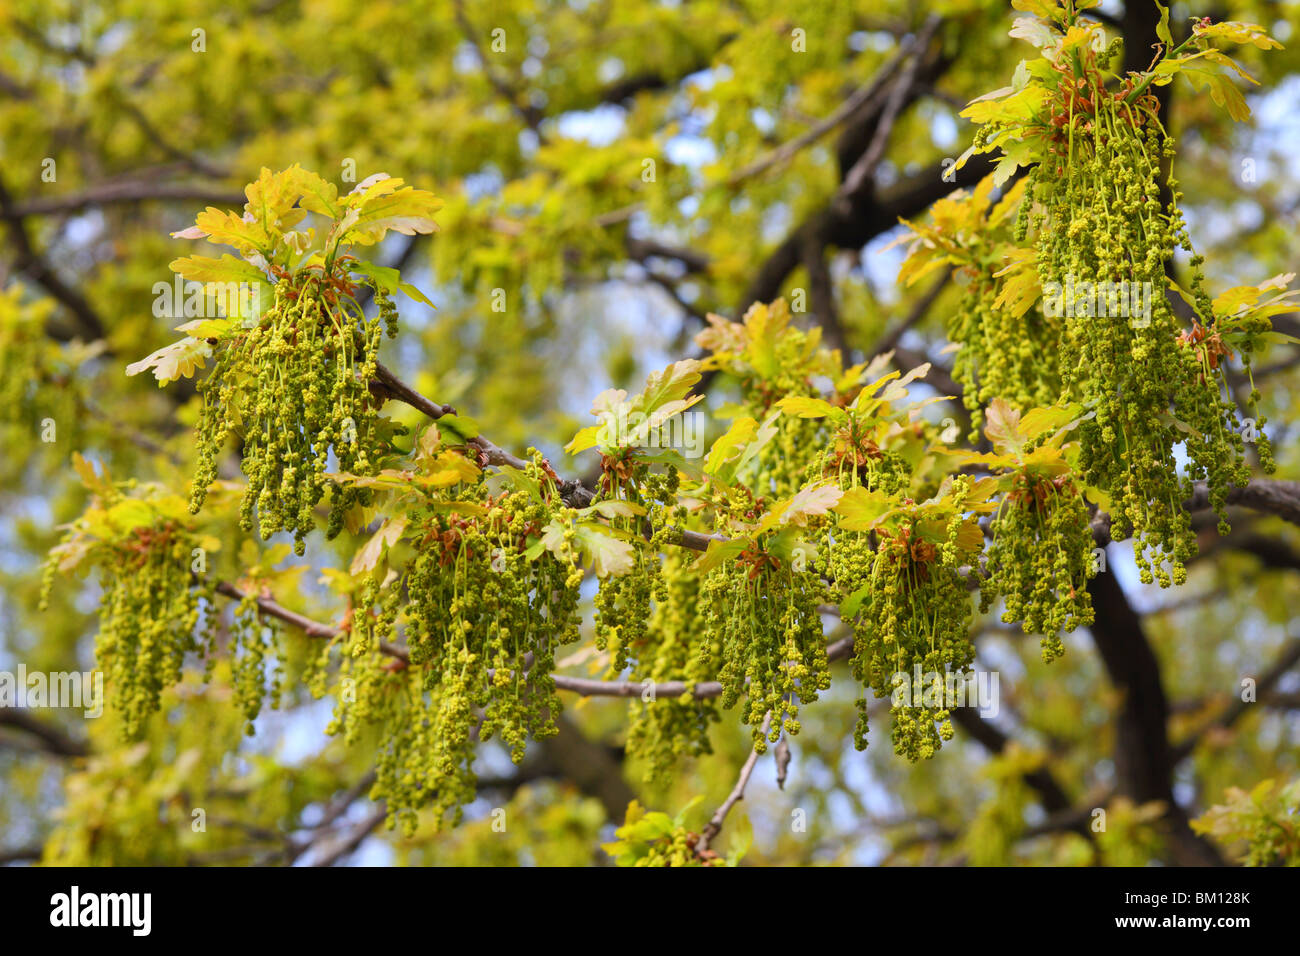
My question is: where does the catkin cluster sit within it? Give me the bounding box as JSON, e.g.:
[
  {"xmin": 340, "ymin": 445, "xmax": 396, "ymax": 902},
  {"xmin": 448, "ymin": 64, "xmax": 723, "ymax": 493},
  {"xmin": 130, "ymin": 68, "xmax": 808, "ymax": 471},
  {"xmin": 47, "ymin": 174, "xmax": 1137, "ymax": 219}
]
[
  {"xmin": 702, "ymin": 557, "xmax": 830, "ymax": 754},
  {"xmin": 1030, "ymin": 71, "xmax": 1260, "ymax": 585},
  {"xmin": 190, "ymin": 278, "xmax": 399, "ymax": 554},
  {"xmin": 230, "ymin": 590, "xmax": 284, "ymax": 734},
  {"xmin": 333, "ymin": 483, "xmax": 583, "ymax": 831},
  {"xmin": 592, "ymin": 466, "xmax": 680, "ymax": 676},
  {"xmin": 625, "ymin": 549, "xmax": 720, "ymax": 785},
  {"xmin": 848, "ymin": 513, "xmax": 975, "ymax": 762},
  {"xmin": 41, "ymin": 520, "xmax": 217, "ymax": 739},
  {"xmin": 626, "ymin": 828, "xmax": 724, "ymax": 867},
  {"xmin": 980, "ymin": 471, "xmax": 1095, "ymax": 661},
  {"xmin": 923, "ymin": 175, "xmax": 1062, "ymax": 434}
]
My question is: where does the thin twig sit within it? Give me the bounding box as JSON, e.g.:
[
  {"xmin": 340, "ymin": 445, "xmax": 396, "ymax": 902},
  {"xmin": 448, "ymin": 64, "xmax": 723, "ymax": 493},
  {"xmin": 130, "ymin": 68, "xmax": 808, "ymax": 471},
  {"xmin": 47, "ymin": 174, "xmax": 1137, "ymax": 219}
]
[
  {"xmin": 698, "ymin": 712, "xmax": 772, "ymax": 853},
  {"xmin": 726, "ymin": 36, "xmax": 917, "ymax": 186},
  {"xmin": 836, "ymin": 16, "xmax": 942, "ymax": 215},
  {"xmin": 308, "ymin": 805, "xmax": 388, "ymax": 867}
]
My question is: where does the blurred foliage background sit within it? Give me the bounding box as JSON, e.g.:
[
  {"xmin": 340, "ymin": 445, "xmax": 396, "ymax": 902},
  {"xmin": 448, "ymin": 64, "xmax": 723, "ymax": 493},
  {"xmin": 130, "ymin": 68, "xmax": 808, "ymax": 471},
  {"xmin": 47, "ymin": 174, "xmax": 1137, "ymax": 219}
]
[{"xmin": 1, "ymin": 0, "xmax": 1298, "ymax": 866}]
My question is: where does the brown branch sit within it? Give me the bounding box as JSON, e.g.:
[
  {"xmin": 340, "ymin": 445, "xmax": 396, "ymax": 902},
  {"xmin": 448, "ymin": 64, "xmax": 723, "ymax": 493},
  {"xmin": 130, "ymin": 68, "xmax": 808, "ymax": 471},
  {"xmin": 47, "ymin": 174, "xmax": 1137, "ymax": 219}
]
[
  {"xmin": 372, "ymin": 361, "xmax": 458, "ymax": 421},
  {"xmin": 1087, "ymin": 567, "xmax": 1225, "ymax": 866},
  {"xmin": 737, "ymin": 152, "xmax": 997, "ymax": 323},
  {"xmin": 624, "ymin": 236, "xmax": 709, "ymax": 274},
  {"xmin": 213, "ymin": 577, "xmax": 854, "ymax": 701},
  {"xmin": 835, "ymin": 16, "xmax": 942, "ymax": 216},
  {"xmin": 1185, "ymin": 479, "xmax": 1300, "ymax": 528},
  {"xmin": 802, "ymin": 227, "xmax": 846, "ymax": 355},
  {"xmin": 0, "ymin": 177, "xmax": 107, "ymax": 342},
  {"xmin": 726, "ymin": 35, "xmax": 914, "ymax": 186},
  {"xmin": 13, "ymin": 181, "xmax": 244, "ymax": 218},
  {"xmin": 0, "ymin": 709, "xmax": 89, "ymax": 758},
  {"xmin": 1087, "ymin": 479, "xmax": 1300, "ymax": 550},
  {"xmin": 451, "ymin": 0, "xmax": 543, "ymax": 133},
  {"xmin": 307, "ymin": 805, "xmax": 387, "ymax": 867},
  {"xmin": 112, "ymin": 97, "xmax": 228, "ymax": 179},
  {"xmin": 0, "ymin": 844, "xmax": 43, "ymax": 865},
  {"xmin": 642, "ymin": 269, "xmax": 709, "ymax": 324},
  {"xmin": 1172, "ymin": 634, "xmax": 1300, "ymax": 761}
]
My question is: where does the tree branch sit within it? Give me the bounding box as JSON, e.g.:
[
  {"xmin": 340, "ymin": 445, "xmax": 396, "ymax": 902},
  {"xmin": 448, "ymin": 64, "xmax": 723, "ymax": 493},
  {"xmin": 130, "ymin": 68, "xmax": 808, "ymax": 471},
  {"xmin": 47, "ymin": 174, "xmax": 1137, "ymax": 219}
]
[
  {"xmin": 0, "ymin": 177, "xmax": 108, "ymax": 342},
  {"xmin": 698, "ymin": 712, "xmax": 771, "ymax": 853},
  {"xmin": 13, "ymin": 181, "xmax": 244, "ymax": 218},
  {"xmin": 1172, "ymin": 634, "xmax": 1300, "ymax": 761},
  {"xmin": 0, "ymin": 709, "xmax": 89, "ymax": 758}
]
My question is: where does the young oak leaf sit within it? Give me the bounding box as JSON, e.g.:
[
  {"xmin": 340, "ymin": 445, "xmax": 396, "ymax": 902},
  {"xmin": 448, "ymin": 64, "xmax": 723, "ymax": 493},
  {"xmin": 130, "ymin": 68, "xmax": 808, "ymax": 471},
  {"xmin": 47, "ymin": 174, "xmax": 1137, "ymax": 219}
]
[
  {"xmin": 169, "ymin": 253, "xmax": 271, "ymax": 287},
  {"xmin": 243, "ymin": 165, "xmax": 308, "ymax": 232},
  {"xmin": 567, "ymin": 362, "xmax": 703, "ymax": 455},
  {"xmin": 704, "ymin": 416, "xmax": 758, "ymax": 476},
  {"xmin": 573, "ymin": 524, "xmax": 637, "ymax": 578},
  {"xmin": 834, "ymin": 486, "xmax": 897, "ymax": 532},
  {"xmin": 983, "ymin": 397, "xmax": 1025, "ymax": 455},
  {"xmin": 770, "ymin": 483, "xmax": 843, "ymax": 532},
  {"xmin": 877, "ymin": 363, "xmax": 932, "ymax": 404},
  {"xmin": 346, "ymin": 181, "xmax": 444, "ymax": 244},
  {"xmin": 566, "ymin": 387, "xmax": 627, "ymax": 454},
  {"xmin": 125, "ymin": 338, "xmax": 211, "ymax": 385},
  {"xmin": 581, "ymin": 500, "xmax": 647, "ymax": 521},
  {"xmin": 1008, "ymin": 16, "xmax": 1059, "ymax": 52},
  {"xmin": 191, "ymin": 207, "xmax": 275, "ymax": 257},
  {"xmin": 71, "ymin": 452, "xmax": 113, "ymax": 498},
  {"xmin": 1193, "ymin": 20, "xmax": 1284, "ymax": 51},
  {"xmin": 105, "ymin": 499, "xmax": 156, "ymax": 534},
  {"xmin": 1011, "ymin": 0, "xmax": 1063, "ymax": 20},
  {"xmin": 704, "ymin": 411, "xmax": 780, "ymax": 485},
  {"xmin": 953, "ymin": 516, "xmax": 986, "ymax": 553},
  {"xmin": 635, "ymin": 359, "xmax": 703, "ymax": 417},
  {"xmin": 692, "ymin": 538, "xmax": 749, "ymax": 574},
  {"xmin": 414, "ymin": 424, "xmax": 441, "ymax": 462},
  {"xmin": 1019, "ymin": 403, "xmax": 1086, "ymax": 444},
  {"xmin": 1211, "ymin": 272, "xmax": 1297, "ymax": 318},
  {"xmin": 775, "ymin": 395, "xmax": 844, "ymax": 421},
  {"xmin": 287, "ymin": 166, "xmax": 343, "ymax": 219},
  {"xmin": 348, "ymin": 261, "xmax": 436, "ymax": 308},
  {"xmin": 174, "ymin": 317, "xmax": 238, "ymax": 339},
  {"xmin": 418, "ymin": 450, "xmax": 480, "ymax": 487},
  {"xmin": 564, "ymin": 424, "xmax": 605, "ymax": 455},
  {"xmin": 1180, "ymin": 66, "xmax": 1252, "ymax": 122},
  {"xmin": 350, "ymin": 516, "xmax": 408, "ymax": 576},
  {"xmin": 538, "ymin": 516, "xmax": 636, "ymax": 577},
  {"xmin": 436, "ymin": 413, "xmax": 479, "ymax": 444}
]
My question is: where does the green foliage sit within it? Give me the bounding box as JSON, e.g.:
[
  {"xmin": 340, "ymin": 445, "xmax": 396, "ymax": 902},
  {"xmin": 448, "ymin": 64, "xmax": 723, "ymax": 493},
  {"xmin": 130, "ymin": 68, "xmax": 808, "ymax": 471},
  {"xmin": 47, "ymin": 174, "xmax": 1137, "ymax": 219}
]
[
  {"xmin": 128, "ymin": 167, "xmax": 441, "ymax": 554},
  {"xmin": 393, "ymin": 784, "xmax": 608, "ymax": 866},
  {"xmin": 39, "ymin": 455, "xmax": 223, "ymax": 739},
  {"xmin": 602, "ymin": 799, "xmax": 744, "ymax": 867},
  {"xmin": 625, "ymin": 550, "xmax": 720, "ymax": 786},
  {"xmin": 697, "ymin": 299, "xmax": 843, "ymax": 496},
  {"xmin": 327, "ymin": 453, "xmax": 595, "ymax": 832},
  {"xmin": 954, "ymin": 7, "xmax": 1286, "ymax": 586},
  {"xmin": 6, "ymin": 0, "xmax": 1298, "ymax": 869},
  {"xmin": 1193, "ymin": 778, "xmax": 1300, "ymax": 866},
  {"xmin": 839, "ymin": 477, "xmax": 988, "ymax": 760},
  {"xmin": 894, "ymin": 175, "xmax": 1057, "ymax": 433},
  {"xmin": 967, "ymin": 398, "xmax": 1096, "ymax": 658},
  {"xmin": 702, "ymin": 543, "xmax": 830, "ymax": 754}
]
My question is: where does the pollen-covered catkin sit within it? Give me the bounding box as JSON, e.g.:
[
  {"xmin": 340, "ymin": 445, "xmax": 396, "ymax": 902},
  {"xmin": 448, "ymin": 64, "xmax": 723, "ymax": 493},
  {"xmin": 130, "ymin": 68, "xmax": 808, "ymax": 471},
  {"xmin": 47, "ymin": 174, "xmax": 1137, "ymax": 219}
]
[
  {"xmin": 190, "ymin": 280, "xmax": 399, "ymax": 554},
  {"xmin": 980, "ymin": 472, "xmax": 1095, "ymax": 661}
]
